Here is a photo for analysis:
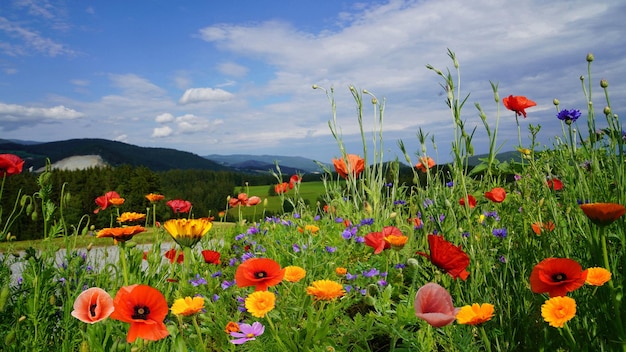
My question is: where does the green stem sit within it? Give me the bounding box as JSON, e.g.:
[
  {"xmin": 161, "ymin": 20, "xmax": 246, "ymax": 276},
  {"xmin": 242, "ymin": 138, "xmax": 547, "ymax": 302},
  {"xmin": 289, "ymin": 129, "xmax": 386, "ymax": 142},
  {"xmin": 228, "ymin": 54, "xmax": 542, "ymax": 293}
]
[
  {"xmin": 119, "ymin": 242, "xmax": 129, "ymax": 286},
  {"xmin": 480, "ymin": 326, "xmax": 492, "ymax": 352},
  {"xmin": 599, "ymin": 226, "xmax": 625, "ymax": 340},
  {"xmin": 192, "ymin": 315, "xmax": 206, "ymax": 351},
  {"xmin": 265, "ymin": 314, "xmax": 289, "ymax": 350}
]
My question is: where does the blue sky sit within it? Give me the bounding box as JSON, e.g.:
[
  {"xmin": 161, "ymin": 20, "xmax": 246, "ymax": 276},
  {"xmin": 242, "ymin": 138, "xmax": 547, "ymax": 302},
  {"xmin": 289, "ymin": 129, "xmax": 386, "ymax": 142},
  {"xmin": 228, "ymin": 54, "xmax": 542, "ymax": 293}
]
[{"xmin": 1, "ymin": 0, "xmax": 625, "ymax": 164}]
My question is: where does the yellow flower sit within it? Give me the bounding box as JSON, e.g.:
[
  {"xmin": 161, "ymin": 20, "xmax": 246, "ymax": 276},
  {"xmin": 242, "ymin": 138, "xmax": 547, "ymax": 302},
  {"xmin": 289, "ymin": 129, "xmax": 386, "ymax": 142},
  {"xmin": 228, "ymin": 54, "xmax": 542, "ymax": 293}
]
[
  {"xmin": 284, "ymin": 266, "xmax": 306, "ymax": 283},
  {"xmin": 335, "ymin": 267, "xmax": 347, "ymax": 276},
  {"xmin": 541, "ymin": 296, "xmax": 576, "ymax": 328},
  {"xmin": 585, "ymin": 267, "xmax": 611, "ymax": 286},
  {"xmin": 245, "ymin": 291, "xmax": 276, "ymax": 318},
  {"xmin": 456, "ymin": 303, "xmax": 495, "ymax": 325},
  {"xmin": 117, "ymin": 212, "xmax": 146, "ymax": 223},
  {"xmin": 385, "ymin": 235, "xmax": 408, "ymax": 249},
  {"xmin": 306, "ymin": 280, "xmax": 345, "ymax": 301},
  {"xmin": 163, "ymin": 218, "xmax": 212, "ymax": 248},
  {"xmin": 170, "ymin": 296, "xmax": 205, "ymax": 316},
  {"xmin": 109, "ymin": 197, "xmax": 125, "ymax": 206},
  {"xmin": 145, "ymin": 193, "xmax": 165, "ymax": 203}
]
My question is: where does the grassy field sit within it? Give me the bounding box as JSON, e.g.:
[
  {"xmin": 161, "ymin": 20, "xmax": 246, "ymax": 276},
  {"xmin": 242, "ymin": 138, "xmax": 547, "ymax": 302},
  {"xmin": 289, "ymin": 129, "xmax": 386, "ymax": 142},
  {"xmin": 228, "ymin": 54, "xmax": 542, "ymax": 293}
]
[{"xmin": 232, "ymin": 180, "xmax": 326, "ymax": 217}]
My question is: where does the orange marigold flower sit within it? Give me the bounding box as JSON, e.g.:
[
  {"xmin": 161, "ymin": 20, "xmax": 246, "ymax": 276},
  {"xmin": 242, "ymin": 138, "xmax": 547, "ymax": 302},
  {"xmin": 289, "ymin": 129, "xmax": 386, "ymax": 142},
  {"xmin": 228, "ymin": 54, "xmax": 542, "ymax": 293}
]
[
  {"xmin": 529, "ymin": 258, "xmax": 587, "ymax": 297},
  {"xmin": 245, "ymin": 291, "xmax": 276, "ymax": 318},
  {"xmin": 171, "ymin": 296, "xmax": 205, "ymax": 316},
  {"xmin": 306, "ymin": 280, "xmax": 346, "ymax": 301},
  {"xmin": 109, "ymin": 197, "xmax": 125, "ymax": 206},
  {"xmin": 503, "ymin": 95, "xmax": 537, "ymax": 118},
  {"xmin": 117, "ymin": 212, "xmax": 146, "ymax": 223},
  {"xmin": 283, "ymin": 266, "xmax": 307, "ymax": 283},
  {"xmin": 109, "ymin": 284, "xmax": 169, "ymax": 343},
  {"xmin": 225, "ymin": 321, "xmax": 240, "ymax": 334},
  {"xmin": 298, "ymin": 224, "xmax": 320, "ymax": 234},
  {"xmin": 415, "ymin": 156, "xmax": 435, "ymax": 173},
  {"xmin": 71, "ymin": 287, "xmax": 114, "ymax": 324},
  {"xmin": 332, "ymin": 154, "xmax": 365, "ymax": 179},
  {"xmin": 385, "ymin": 234, "xmax": 408, "ymax": 249},
  {"xmin": 145, "ymin": 193, "xmax": 165, "ymax": 203},
  {"xmin": 585, "ymin": 267, "xmax": 611, "ymax": 286},
  {"xmin": 335, "ymin": 267, "xmax": 347, "ymax": 276},
  {"xmin": 541, "ymin": 296, "xmax": 576, "ymax": 328},
  {"xmin": 580, "ymin": 202, "xmax": 626, "ymax": 226},
  {"xmin": 97, "ymin": 225, "xmax": 146, "ymax": 243},
  {"xmin": 456, "ymin": 303, "xmax": 495, "ymax": 325},
  {"xmin": 235, "ymin": 258, "xmax": 285, "ymax": 291}
]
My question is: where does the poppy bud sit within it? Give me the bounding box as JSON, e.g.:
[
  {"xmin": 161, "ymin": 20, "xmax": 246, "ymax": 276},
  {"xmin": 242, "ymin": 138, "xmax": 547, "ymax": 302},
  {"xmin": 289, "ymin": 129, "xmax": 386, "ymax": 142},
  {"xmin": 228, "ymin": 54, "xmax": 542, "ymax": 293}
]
[
  {"xmin": 87, "ymin": 243, "xmax": 93, "ymax": 252},
  {"xmin": 364, "ymin": 295, "xmax": 377, "ymax": 307},
  {"xmin": 604, "ymin": 107, "xmax": 611, "ymax": 115},
  {"xmin": 326, "ymin": 347, "xmax": 336, "ymax": 352},
  {"xmin": 600, "ymin": 79, "xmax": 608, "ymax": 88},
  {"xmin": 580, "ymin": 75, "xmax": 585, "ymax": 81},
  {"xmin": 90, "ymin": 225, "xmax": 95, "ymax": 231},
  {"xmin": 20, "ymin": 195, "xmax": 28, "ymax": 207},
  {"xmin": 18, "ymin": 315, "xmax": 26, "ymax": 322},
  {"xmin": 4, "ymin": 329, "xmax": 15, "ymax": 345},
  {"xmin": 553, "ymin": 98, "xmax": 560, "ymax": 106},
  {"xmin": 407, "ymin": 258, "xmax": 419, "ymax": 268},
  {"xmin": 538, "ymin": 198, "xmax": 545, "ymax": 208},
  {"xmin": 390, "ymin": 212, "xmax": 397, "ymax": 219},
  {"xmin": 26, "ymin": 203, "xmax": 33, "ymax": 215},
  {"xmin": 363, "ymin": 89, "xmax": 369, "ymax": 94},
  {"xmin": 126, "ymin": 241, "xmax": 137, "ymax": 248},
  {"xmin": 31, "ymin": 211, "xmax": 38, "ymax": 221},
  {"xmin": 0, "ymin": 284, "xmax": 9, "ymax": 312},
  {"xmin": 49, "ymin": 295, "xmax": 56, "ymax": 305},
  {"xmin": 80, "ymin": 341, "xmax": 90, "ymax": 352},
  {"xmin": 312, "ymin": 84, "xmax": 319, "ymax": 89},
  {"xmin": 586, "ymin": 53, "xmax": 594, "ymax": 62},
  {"xmin": 371, "ymin": 97, "xmax": 377, "ymax": 105}
]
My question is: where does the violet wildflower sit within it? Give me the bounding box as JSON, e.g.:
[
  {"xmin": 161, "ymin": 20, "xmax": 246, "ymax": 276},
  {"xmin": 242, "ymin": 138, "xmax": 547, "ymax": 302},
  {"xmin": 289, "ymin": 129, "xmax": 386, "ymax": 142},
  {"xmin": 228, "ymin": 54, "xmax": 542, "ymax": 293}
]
[
  {"xmin": 363, "ymin": 268, "xmax": 380, "ymax": 278},
  {"xmin": 212, "ymin": 294, "xmax": 219, "ymax": 301},
  {"xmin": 211, "ymin": 271, "xmax": 222, "ymax": 278},
  {"xmin": 461, "ymin": 232, "xmax": 470, "ymax": 238},
  {"xmin": 313, "ymin": 215, "xmax": 320, "ymax": 221},
  {"xmin": 335, "ymin": 217, "xmax": 344, "ymax": 223},
  {"xmin": 557, "ymin": 108, "xmax": 581, "ymax": 125},
  {"xmin": 221, "ymin": 280, "xmax": 235, "ymax": 290},
  {"xmin": 346, "ymin": 273, "xmax": 358, "ymax": 280},
  {"xmin": 342, "ymin": 227, "xmax": 357, "ymax": 240},
  {"xmin": 189, "ymin": 274, "xmax": 207, "ymax": 287},
  {"xmin": 354, "ymin": 236, "xmax": 365, "ymax": 243},
  {"xmin": 394, "ymin": 263, "xmax": 406, "ymax": 269},
  {"xmin": 229, "ymin": 258, "xmax": 238, "ymax": 266},
  {"xmin": 394, "ymin": 200, "xmax": 407, "ymax": 206},
  {"xmin": 234, "ymin": 233, "xmax": 245, "ymax": 241},
  {"xmin": 293, "ymin": 213, "xmax": 300, "ymax": 219},
  {"xmin": 378, "ymin": 279, "xmax": 388, "ymax": 286},
  {"xmin": 230, "ymin": 322, "xmax": 265, "ymax": 344},
  {"xmin": 423, "ymin": 199, "xmax": 433, "ymax": 208},
  {"xmin": 492, "ymin": 228, "xmax": 507, "ymax": 239},
  {"xmin": 241, "ymin": 252, "xmax": 255, "ymax": 261},
  {"xmin": 446, "ymin": 181, "xmax": 454, "ymax": 187},
  {"xmin": 325, "ymin": 246, "xmax": 337, "ymax": 253},
  {"xmin": 360, "ymin": 218, "xmax": 374, "ymax": 226}
]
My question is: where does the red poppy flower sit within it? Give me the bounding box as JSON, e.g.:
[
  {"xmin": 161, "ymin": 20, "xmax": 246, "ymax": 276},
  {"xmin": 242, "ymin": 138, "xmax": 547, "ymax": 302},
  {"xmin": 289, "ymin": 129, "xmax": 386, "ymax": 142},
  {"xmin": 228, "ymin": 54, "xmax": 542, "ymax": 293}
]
[
  {"xmin": 274, "ymin": 182, "xmax": 289, "ymax": 195},
  {"xmin": 0, "ymin": 154, "xmax": 25, "ymax": 177},
  {"xmin": 164, "ymin": 249, "xmax": 184, "ymax": 264},
  {"xmin": 484, "ymin": 187, "xmax": 506, "ymax": 203},
  {"xmin": 201, "ymin": 249, "xmax": 221, "ymax": 265},
  {"xmin": 246, "ymin": 196, "xmax": 262, "ymax": 206},
  {"xmin": 109, "ymin": 284, "xmax": 169, "ymax": 343},
  {"xmin": 417, "ymin": 234, "xmax": 470, "ymax": 280},
  {"xmin": 235, "ymin": 258, "xmax": 285, "ymax": 291},
  {"xmin": 580, "ymin": 202, "xmax": 626, "ymax": 226},
  {"xmin": 530, "ymin": 258, "xmax": 588, "ymax": 297},
  {"xmin": 289, "ymin": 175, "xmax": 301, "ymax": 189},
  {"xmin": 71, "ymin": 287, "xmax": 114, "ymax": 324},
  {"xmin": 503, "ymin": 95, "xmax": 537, "ymax": 118},
  {"xmin": 93, "ymin": 191, "xmax": 121, "ymax": 214},
  {"xmin": 546, "ymin": 178, "xmax": 563, "ymax": 191},
  {"xmin": 364, "ymin": 226, "xmax": 404, "ymax": 254},
  {"xmin": 531, "ymin": 221, "xmax": 555, "ymax": 235},
  {"xmin": 459, "ymin": 195, "xmax": 477, "ymax": 209},
  {"xmin": 414, "ymin": 282, "xmax": 460, "ymax": 327},
  {"xmin": 415, "ymin": 156, "xmax": 435, "ymax": 173},
  {"xmin": 332, "ymin": 154, "xmax": 365, "ymax": 179},
  {"xmin": 166, "ymin": 199, "xmax": 192, "ymax": 213}
]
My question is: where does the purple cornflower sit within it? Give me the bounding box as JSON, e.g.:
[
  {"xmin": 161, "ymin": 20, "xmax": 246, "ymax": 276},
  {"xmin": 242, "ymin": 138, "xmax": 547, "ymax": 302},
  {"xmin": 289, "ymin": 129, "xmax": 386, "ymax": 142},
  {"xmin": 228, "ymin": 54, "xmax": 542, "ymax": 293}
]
[
  {"xmin": 246, "ymin": 227, "xmax": 259, "ymax": 235},
  {"xmin": 360, "ymin": 218, "xmax": 374, "ymax": 226},
  {"xmin": 346, "ymin": 273, "xmax": 358, "ymax": 280},
  {"xmin": 484, "ymin": 211, "xmax": 500, "ymax": 221},
  {"xmin": 221, "ymin": 280, "xmax": 235, "ymax": 290},
  {"xmin": 362, "ymin": 268, "xmax": 380, "ymax": 278},
  {"xmin": 189, "ymin": 274, "xmax": 207, "ymax": 287},
  {"xmin": 335, "ymin": 217, "xmax": 344, "ymax": 223},
  {"xmin": 230, "ymin": 322, "xmax": 265, "ymax": 344},
  {"xmin": 514, "ymin": 174, "xmax": 521, "ymax": 181},
  {"xmin": 234, "ymin": 233, "xmax": 245, "ymax": 241},
  {"xmin": 354, "ymin": 236, "xmax": 365, "ymax": 243},
  {"xmin": 499, "ymin": 255, "xmax": 507, "ymax": 263},
  {"xmin": 394, "ymin": 263, "xmax": 406, "ymax": 269},
  {"xmin": 313, "ymin": 215, "xmax": 320, "ymax": 221},
  {"xmin": 293, "ymin": 213, "xmax": 300, "ymax": 219},
  {"xmin": 212, "ymin": 294, "xmax": 220, "ymax": 301},
  {"xmin": 556, "ymin": 109, "xmax": 581, "ymax": 124},
  {"xmin": 325, "ymin": 246, "xmax": 337, "ymax": 253},
  {"xmin": 342, "ymin": 227, "xmax": 357, "ymax": 240},
  {"xmin": 241, "ymin": 252, "xmax": 255, "ymax": 261},
  {"xmin": 492, "ymin": 228, "xmax": 507, "ymax": 239},
  {"xmin": 211, "ymin": 271, "xmax": 222, "ymax": 278},
  {"xmin": 394, "ymin": 200, "xmax": 407, "ymax": 206},
  {"xmin": 229, "ymin": 258, "xmax": 238, "ymax": 266},
  {"xmin": 378, "ymin": 279, "xmax": 388, "ymax": 286},
  {"xmin": 446, "ymin": 181, "xmax": 454, "ymax": 187},
  {"xmin": 423, "ymin": 199, "xmax": 434, "ymax": 208},
  {"xmin": 462, "ymin": 231, "xmax": 470, "ymax": 238}
]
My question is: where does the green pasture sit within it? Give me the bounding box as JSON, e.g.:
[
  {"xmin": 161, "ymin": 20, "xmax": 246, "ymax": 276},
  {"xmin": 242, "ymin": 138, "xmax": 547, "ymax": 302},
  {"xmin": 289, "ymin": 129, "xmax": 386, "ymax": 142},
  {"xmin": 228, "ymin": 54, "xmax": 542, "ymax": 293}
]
[{"xmin": 231, "ymin": 180, "xmax": 326, "ymax": 218}]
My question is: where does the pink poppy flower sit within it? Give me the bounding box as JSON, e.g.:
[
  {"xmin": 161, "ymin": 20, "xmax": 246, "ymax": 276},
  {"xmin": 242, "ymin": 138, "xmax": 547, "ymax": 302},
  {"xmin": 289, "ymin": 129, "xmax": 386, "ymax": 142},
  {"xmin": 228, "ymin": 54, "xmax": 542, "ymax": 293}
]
[{"xmin": 414, "ymin": 282, "xmax": 460, "ymax": 327}]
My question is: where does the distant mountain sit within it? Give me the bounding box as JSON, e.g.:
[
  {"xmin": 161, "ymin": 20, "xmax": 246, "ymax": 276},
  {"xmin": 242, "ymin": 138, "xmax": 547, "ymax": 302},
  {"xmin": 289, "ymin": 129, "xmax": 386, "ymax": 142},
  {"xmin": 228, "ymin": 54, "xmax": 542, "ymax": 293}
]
[
  {"xmin": 204, "ymin": 154, "xmax": 326, "ymax": 174},
  {"xmin": 0, "ymin": 138, "xmax": 231, "ymax": 172}
]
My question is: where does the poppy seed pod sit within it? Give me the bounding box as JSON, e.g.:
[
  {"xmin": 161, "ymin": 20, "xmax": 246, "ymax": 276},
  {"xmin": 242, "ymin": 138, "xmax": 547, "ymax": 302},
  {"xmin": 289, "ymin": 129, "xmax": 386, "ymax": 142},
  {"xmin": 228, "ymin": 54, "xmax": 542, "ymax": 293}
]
[
  {"xmin": 553, "ymin": 98, "xmax": 560, "ymax": 106},
  {"xmin": 586, "ymin": 53, "xmax": 594, "ymax": 62},
  {"xmin": 600, "ymin": 79, "xmax": 608, "ymax": 88}
]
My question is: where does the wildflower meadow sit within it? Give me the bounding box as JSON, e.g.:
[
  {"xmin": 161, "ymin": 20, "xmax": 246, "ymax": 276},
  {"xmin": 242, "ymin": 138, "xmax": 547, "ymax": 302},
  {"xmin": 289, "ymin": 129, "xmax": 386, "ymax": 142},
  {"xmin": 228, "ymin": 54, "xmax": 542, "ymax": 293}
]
[{"xmin": 1, "ymin": 51, "xmax": 625, "ymax": 351}]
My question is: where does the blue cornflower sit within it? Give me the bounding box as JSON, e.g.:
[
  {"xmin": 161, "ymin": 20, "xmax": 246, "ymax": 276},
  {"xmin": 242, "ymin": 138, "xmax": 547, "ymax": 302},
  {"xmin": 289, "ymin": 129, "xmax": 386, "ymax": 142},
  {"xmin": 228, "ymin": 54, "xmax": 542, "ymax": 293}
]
[
  {"xmin": 492, "ymin": 228, "xmax": 507, "ymax": 239},
  {"xmin": 354, "ymin": 236, "xmax": 365, "ymax": 243},
  {"xmin": 211, "ymin": 271, "xmax": 222, "ymax": 278},
  {"xmin": 446, "ymin": 181, "xmax": 455, "ymax": 187},
  {"xmin": 246, "ymin": 227, "xmax": 259, "ymax": 235},
  {"xmin": 346, "ymin": 273, "xmax": 358, "ymax": 280},
  {"xmin": 378, "ymin": 279, "xmax": 388, "ymax": 286},
  {"xmin": 313, "ymin": 215, "xmax": 320, "ymax": 221},
  {"xmin": 423, "ymin": 199, "xmax": 434, "ymax": 208},
  {"xmin": 325, "ymin": 246, "xmax": 337, "ymax": 253},
  {"xmin": 360, "ymin": 218, "xmax": 374, "ymax": 226},
  {"xmin": 293, "ymin": 213, "xmax": 300, "ymax": 219},
  {"xmin": 362, "ymin": 268, "xmax": 380, "ymax": 278},
  {"xmin": 394, "ymin": 200, "xmax": 407, "ymax": 206},
  {"xmin": 556, "ymin": 109, "xmax": 581, "ymax": 124},
  {"xmin": 342, "ymin": 227, "xmax": 357, "ymax": 240},
  {"xmin": 234, "ymin": 233, "xmax": 245, "ymax": 241},
  {"xmin": 394, "ymin": 263, "xmax": 406, "ymax": 269},
  {"xmin": 221, "ymin": 280, "xmax": 235, "ymax": 290}
]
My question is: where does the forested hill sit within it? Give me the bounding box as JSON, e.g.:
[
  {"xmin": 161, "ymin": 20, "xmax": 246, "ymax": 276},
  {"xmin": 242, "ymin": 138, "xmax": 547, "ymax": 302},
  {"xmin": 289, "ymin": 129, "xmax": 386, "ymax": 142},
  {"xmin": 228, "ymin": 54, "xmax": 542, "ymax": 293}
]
[{"xmin": 0, "ymin": 138, "xmax": 230, "ymax": 172}]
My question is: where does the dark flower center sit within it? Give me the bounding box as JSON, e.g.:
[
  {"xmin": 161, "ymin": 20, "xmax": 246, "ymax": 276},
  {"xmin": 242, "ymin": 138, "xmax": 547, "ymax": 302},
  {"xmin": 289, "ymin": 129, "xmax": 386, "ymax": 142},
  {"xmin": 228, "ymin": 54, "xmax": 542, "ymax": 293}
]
[
  {"xmin": 132, "ymin": 305, "xmax": 150, "ymax": 320},
  {"xmin": 552, "ymin": 273, "xmax": 567, "ymax": 282},
  {"xmin": 254, "ymin": 271, "xmax": 268, "ymax": 279},
  {"xmin": 89, "ymin": 304, "xmax": 97, "ymax": 317}
]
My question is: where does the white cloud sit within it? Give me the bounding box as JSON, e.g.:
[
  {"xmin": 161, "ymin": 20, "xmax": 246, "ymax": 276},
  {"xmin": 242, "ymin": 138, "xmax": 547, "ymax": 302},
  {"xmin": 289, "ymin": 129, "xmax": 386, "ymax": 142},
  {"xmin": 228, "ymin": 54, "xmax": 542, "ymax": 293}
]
[
  {"xmin": 114, "ymin": 134, "xmax": 128, "ymax": 142},
  {"xmin": 109, "ymin": 73, "xmax": 167, "ymax": 97},
  {"xmin": 178, "ymin": 87, "xmax": 234, "ymax": 104},
  {"xmin": 152, "ymin": 126, "xmax": 173, "ymax": 138},
  {"xmin": 0, "ymin": 16, "xmax": 74, "ymax": 57},
  {"xmin": 0, "ymin": 102, "xmax": 84, "ymax": 131},
  {"xmin": 217, "ymin": 62, "xmax": 248, "ymax": 77},
  {"xmin": 175, "ymin": 114, "xmax": 223, "ymax": 134},
  {"xmin": 155, "ymin": 112, "xmax": 174, "ymax": 123}
]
